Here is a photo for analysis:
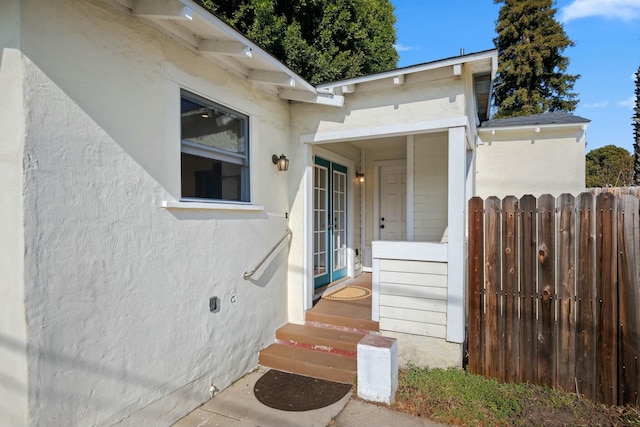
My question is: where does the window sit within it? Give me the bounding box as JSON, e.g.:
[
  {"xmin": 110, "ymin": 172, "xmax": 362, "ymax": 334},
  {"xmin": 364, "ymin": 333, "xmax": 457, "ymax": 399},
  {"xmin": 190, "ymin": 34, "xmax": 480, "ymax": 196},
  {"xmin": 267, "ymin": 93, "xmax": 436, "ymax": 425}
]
[{"xmin": 180, "ymin": 90, "xmax": 250, "ymax": 202}]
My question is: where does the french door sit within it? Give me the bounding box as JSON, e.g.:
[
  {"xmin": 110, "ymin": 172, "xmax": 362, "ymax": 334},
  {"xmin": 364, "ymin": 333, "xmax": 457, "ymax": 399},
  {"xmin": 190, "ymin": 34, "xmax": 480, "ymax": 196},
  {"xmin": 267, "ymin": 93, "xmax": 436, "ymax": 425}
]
[{"xmin": 313, "ymin": 156, "xmax": 348, "ymax": 289}]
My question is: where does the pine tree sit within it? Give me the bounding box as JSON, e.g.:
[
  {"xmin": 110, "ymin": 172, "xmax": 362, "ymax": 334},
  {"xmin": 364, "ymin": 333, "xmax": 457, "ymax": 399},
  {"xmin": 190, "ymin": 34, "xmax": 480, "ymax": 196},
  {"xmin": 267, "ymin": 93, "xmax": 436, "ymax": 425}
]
[
  {"xmin": 199, "ymin": 0, "xmax": 398, "ymax": 84},
  {"xmin": 492, "ymin": 0, "xmax": 579, "ymax": 118},
  {"xmin": 633, "ymin": 67, "xmax": 640, "ymax": 185}
]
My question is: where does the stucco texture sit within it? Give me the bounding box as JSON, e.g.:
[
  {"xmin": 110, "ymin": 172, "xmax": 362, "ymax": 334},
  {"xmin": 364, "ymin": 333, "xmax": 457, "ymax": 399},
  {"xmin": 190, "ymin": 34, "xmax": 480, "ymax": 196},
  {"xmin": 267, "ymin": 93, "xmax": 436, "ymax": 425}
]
[
  {"xmin": 12, "ymin": 0, "xmax": 297, "ymax": 425},
  {"xmin": 475, "ymin": 128, "xmax": 586, "ymax": 199}
]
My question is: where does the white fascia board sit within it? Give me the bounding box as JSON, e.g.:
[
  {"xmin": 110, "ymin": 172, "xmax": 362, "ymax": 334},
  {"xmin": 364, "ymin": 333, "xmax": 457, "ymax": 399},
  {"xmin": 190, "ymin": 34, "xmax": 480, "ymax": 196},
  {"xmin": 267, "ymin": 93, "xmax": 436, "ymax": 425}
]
[
  {"xmin": 279, "ymin": 89, "xmax": 344, "ymax": 107},
  {"xmin": 132, "ymin": 0, "xmax": 192, "ymax": 20},
  {"xmin": 301, "ymin": 116, "xmax": 468, "ymax": 144},
  {"xmin": 248, "ymin": 70, "xmax": 295, "ymax": 87},
  {"xmin": 199, "ymin": 40, "xmax": 252, "ymax": 58},
  {"xmin": 341, "ymin": 84, "xmax": 357, "ymax": 94},
  {"xmin": 177, "ymin": 0, "xmax": 317, "ymax": 94},
  {"xmin": 477, "ymin": 121, "xmax": 590, "ymax": 134},
  {"xmin": 316, "ymin": 50, "xmax": 498, "ymax": 91}
]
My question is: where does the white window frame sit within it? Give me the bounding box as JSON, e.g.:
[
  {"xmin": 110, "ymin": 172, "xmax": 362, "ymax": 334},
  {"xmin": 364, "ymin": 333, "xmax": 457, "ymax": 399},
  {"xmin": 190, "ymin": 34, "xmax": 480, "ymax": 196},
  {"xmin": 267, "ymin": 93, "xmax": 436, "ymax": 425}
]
[{"xmin": 180, "ymin": 89, "xmax": 251, "ymax": 203}]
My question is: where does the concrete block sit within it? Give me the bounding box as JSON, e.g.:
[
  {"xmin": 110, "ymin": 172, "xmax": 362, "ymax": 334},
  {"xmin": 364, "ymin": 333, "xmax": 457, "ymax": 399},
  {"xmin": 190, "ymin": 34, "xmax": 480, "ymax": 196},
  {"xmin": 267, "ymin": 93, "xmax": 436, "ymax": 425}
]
[{"xmin": 357, "ymin": 335, "xmax": 398, "ymax": 404}]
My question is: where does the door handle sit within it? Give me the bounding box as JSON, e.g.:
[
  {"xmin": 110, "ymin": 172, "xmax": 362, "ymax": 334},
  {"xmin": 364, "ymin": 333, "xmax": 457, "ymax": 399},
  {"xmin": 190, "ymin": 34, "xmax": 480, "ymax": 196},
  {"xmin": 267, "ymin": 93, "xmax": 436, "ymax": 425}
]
[{"xmin": 380, "ymin": 224, "xmax": 385, "ymax": 229}]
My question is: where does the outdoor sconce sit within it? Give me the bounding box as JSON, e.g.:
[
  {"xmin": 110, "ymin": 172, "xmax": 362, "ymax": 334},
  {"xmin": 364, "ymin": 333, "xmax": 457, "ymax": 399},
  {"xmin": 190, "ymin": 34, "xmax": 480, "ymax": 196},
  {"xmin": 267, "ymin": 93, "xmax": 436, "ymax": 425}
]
[
  {"xmin": 356, "ymin": 172, "xmax": 365, "ymax": 183},
  {"xmin": 272, "ymin": 154, "xmax": 289, "ymax": 172}
]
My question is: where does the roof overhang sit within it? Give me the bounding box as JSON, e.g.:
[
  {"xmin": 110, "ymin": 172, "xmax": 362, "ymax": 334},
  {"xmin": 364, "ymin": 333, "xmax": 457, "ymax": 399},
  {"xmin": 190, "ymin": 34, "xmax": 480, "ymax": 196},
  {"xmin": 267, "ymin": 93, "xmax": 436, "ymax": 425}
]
[
  {"xmin": 316, "ymin": 49, "xmax": 498, "ymax": 96},
  {"xmin": 478, "ymin": 122, "xmax": 590, "ymax": 134},
  {"xmin": 109, "ymin": 0, "xmax": 344, "ymax": 106}
]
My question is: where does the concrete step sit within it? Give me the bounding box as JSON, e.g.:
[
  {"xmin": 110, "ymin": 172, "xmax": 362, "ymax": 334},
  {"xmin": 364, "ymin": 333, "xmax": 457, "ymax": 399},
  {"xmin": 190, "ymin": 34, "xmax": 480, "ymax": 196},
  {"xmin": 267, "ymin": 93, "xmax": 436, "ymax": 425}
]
[
  {"xmin": 305, "ymin": 310, "xmax": 379, "ymax": 333},
  {"xmin": 276, "ymin": 323, "xmax": 364, "ymax": 357},
  {"xmin": 258, "ymin": 343, "xmax": 357, "ymax": 384}
]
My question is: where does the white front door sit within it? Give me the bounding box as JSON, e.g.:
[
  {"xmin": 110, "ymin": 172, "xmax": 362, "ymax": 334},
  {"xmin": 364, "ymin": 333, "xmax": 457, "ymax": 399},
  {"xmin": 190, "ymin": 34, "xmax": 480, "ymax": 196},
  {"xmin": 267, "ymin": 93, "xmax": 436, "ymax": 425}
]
[{"xmin": 379, "ymin": 164, "xmax": 407, "ymax": 240}]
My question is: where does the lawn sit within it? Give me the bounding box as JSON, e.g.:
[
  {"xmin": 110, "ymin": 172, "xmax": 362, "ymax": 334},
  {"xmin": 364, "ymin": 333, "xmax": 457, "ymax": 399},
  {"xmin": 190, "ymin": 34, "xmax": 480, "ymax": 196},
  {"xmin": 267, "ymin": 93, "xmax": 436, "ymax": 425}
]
[{"xmin": 393, "ymin": 366, "xmax": 640, "ymax": 427}]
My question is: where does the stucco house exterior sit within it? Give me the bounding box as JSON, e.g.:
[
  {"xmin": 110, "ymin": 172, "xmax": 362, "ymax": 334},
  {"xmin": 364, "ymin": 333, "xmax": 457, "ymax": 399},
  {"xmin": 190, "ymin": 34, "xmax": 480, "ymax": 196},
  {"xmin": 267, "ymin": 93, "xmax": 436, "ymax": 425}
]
[
  {"xmin": 1, "ymin": 0, "xmax": 589, "ymax": 426},
  {"xmin": 476, "ymin": 112, "xmax": 590, "ymax": 199}
]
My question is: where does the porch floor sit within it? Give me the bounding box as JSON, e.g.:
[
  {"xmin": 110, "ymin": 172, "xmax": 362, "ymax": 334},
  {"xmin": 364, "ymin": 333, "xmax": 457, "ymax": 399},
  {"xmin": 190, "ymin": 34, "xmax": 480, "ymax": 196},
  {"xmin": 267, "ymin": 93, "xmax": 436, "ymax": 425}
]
[{"xmin": 307, "ymin": 273, "xmax": 378, "ymax": 332}]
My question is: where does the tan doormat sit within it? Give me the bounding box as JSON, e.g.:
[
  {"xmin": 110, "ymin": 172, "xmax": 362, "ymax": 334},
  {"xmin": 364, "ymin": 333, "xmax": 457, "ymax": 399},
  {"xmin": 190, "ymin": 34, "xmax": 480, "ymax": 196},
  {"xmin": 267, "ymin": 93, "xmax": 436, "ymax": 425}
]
[{"xmin": 322, "ymin": 285, "xmax": 371, "ymax": 301}]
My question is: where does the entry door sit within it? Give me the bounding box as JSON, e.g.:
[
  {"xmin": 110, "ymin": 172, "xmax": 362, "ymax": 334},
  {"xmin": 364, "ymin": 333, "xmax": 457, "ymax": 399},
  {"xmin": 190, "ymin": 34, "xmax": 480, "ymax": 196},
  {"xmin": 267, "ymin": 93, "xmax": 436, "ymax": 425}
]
[
  {"xmin": 314, "ymin": 156, "xmax": 348, "ymax": 288},
  {"xmin": 379, "ymin": 165, "xmax": 407, "ymax": 240}
]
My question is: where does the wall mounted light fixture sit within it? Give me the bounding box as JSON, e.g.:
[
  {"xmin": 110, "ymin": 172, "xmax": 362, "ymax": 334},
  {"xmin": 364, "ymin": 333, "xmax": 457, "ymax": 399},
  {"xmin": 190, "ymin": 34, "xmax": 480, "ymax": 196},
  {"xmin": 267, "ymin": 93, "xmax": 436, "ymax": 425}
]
[
  {"xmin": 356, "ymin": 172, "xmax": 365, "ymax": 183},
  {"xmin": 272, "ymin": 154, "xmax": 289, "ymax": 172}
]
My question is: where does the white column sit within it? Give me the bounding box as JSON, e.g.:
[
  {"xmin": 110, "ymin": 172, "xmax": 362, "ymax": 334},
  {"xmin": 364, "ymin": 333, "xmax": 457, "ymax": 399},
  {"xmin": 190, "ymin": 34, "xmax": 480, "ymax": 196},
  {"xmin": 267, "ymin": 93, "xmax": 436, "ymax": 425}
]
[
  {"xmin": 406, "ymin": 135, "xmax": 415, "ymax": 241},
  {"xmin": 447, "ymin": 127, "xmax": 466, "ymax": 343}
]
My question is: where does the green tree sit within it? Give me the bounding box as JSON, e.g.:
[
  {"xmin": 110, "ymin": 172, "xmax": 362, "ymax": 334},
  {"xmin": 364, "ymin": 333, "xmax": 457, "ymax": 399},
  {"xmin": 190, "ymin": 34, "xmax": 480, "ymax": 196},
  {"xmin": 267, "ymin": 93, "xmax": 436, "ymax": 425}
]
[
  {"xmin": 633, "ymin": 67, "xmax": 640, "ymax": 185},
  {"xmin": 199, "ymin": 0, "xmax": 398, "ymax": 84},
  {"xmin": 492, "ymin": 0, "xmax": 579, "ymax": 118},
  {"xmin": 585, "ymin": 145, "xmax": 634, "ymax": 188}
]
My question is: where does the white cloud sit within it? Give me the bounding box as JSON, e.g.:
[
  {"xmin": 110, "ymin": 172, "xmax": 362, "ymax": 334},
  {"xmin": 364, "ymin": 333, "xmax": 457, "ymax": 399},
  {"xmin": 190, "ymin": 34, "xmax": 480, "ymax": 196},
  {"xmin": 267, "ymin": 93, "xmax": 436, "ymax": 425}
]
[
  {"xmin": 583, "ymin": 101, "xmax": 610, "ymax": 108},
  {"xmin": 560, "ymin": 0, "xmax": 640, "ymax": 22},
  {"xmin": 617, "ymin": 96, "xmax": 635, "ymax": 108},
  {"xmin": 394, "ymin": 43, "xmax": 417, "ymax": 52}
]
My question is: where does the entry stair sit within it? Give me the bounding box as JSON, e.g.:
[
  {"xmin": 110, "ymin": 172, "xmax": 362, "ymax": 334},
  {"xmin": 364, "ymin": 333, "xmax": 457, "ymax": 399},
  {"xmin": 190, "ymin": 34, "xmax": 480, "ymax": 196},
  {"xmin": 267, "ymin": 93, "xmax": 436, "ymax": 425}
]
[{"xmin": 258, "ymin": 307, "xmax": 379, "ymax": 384}]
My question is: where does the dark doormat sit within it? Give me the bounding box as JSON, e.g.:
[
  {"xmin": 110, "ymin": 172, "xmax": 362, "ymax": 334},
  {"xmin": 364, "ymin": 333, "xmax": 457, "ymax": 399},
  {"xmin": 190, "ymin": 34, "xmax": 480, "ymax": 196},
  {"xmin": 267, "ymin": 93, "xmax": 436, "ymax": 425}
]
[{"xmin": 253, "ymin": 369, "xmax": 352, "ymax": 411}]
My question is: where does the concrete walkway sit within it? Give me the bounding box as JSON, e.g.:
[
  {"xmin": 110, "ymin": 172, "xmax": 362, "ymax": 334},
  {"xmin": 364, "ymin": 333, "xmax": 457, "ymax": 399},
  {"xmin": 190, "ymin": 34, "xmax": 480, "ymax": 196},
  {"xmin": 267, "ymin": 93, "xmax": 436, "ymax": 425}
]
[{"xmin": 173, "ymin": 368, "xmax": 448, "ymax": 427}]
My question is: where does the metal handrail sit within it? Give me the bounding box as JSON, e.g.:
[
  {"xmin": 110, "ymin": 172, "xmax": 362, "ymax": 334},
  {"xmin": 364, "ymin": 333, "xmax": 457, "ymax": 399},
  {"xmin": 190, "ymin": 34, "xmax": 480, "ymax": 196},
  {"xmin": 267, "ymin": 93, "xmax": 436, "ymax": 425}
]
[{"xmin": 243, "ymin": 228, "xmax": 292, "ymax": 279}]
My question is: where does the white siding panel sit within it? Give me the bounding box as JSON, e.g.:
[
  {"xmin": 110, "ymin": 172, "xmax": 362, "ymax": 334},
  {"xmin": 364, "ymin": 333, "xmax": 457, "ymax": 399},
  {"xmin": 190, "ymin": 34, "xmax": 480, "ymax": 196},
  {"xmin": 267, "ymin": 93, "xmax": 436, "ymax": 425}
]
[
  {"xmin": 379, "ymin": 318, "xmax": 446, "ymax": 339},
  {"xmin": 380, "ymin": 270, "xmax": 447, "ymax": 288},
  {"xmin": 380, "ymin": 259, "xmax": 447, "ymax": 275},
  {"xmin": 413, "ymin": 133, "xmax": 448, "ymax": 242},
  {"xmin": 380, "ymin": 306, "xmax": 447, "ymax": 325},
  {"xmin": 380, "ymin": 294, "xmax": 447, "ymax": 313},
  {"xmin": 379, "ymin": 282, "xmax": 447, "ymax": 300}
]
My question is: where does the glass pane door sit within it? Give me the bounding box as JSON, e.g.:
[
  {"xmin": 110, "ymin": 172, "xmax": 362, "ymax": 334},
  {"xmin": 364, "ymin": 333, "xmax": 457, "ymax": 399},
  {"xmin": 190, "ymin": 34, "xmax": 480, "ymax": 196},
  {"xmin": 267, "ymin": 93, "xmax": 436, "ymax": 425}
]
[
  {"xmin": 313, "ymin": 162, "xmax": 328, "ymax": 280},
  {"xmin": 313, "ymin": 156, "xmax": 348, "ymax": 289}
]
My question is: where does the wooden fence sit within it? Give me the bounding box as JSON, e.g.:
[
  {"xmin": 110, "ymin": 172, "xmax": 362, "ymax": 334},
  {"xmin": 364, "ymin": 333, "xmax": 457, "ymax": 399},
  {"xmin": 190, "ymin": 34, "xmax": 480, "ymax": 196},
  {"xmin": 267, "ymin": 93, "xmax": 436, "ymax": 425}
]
[{"xmin": 467, "ymin": 191, "xmax": 640, "ymax": 407}]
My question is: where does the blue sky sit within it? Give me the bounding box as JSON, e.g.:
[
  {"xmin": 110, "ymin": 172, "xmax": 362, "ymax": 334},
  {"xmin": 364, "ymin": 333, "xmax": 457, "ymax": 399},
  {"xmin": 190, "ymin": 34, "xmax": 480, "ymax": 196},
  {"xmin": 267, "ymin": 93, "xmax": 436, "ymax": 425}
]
[{"xmin": 391, "ymin": 0, "xmax": 640, "ymax": 154}]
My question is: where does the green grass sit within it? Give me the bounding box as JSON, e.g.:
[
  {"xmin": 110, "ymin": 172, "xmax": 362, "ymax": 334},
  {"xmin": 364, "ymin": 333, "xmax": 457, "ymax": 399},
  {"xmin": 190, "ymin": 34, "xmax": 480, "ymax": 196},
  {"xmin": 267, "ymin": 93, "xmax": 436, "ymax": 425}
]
[{"xmin": 393, "ymin": 366, "xmax": 640, "ymax": 427}]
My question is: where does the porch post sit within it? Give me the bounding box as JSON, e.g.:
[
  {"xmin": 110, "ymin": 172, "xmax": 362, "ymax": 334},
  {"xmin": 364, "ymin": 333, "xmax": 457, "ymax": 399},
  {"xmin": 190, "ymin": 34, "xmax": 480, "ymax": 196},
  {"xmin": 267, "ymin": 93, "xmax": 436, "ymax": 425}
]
[{"xmin": 447, "ymin": 126, "xmax": 466, "ymax": 344}]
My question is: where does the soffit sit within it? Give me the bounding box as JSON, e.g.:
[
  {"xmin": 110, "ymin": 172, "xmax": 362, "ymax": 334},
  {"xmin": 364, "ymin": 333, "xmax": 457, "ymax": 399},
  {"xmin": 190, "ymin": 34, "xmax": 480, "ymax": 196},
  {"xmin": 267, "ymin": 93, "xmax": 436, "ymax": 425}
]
[{"xmin": 108, "ymin": 0, "xmax": 344, "ymax": 106}]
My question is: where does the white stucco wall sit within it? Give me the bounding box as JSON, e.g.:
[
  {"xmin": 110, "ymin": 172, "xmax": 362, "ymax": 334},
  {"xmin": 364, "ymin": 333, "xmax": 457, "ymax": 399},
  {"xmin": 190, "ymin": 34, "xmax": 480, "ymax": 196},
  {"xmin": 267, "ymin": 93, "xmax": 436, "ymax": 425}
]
[
  {"xmin": 0, "ymin": 2, "xmax": 28, "ymax": 425},
  {"xmin": 475, "ymin": 127, "xmax": 586, "ymax": 199},
  {"xmin": 15, "ymin": 1, "xmax": 297, "ymax": 425}
]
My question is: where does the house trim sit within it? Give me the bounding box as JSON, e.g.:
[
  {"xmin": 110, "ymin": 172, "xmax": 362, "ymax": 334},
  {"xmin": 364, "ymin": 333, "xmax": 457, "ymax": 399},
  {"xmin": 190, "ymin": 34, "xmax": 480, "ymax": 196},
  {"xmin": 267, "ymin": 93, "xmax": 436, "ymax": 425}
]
[
  {"xmin": 162, "ymin": 200, "xmax": 264, "ymax": 211},
  {"xmin": 300, "ymin": 116, "xmax": 468, "ymax": 144},
  {"xmin": 406, "ymin": 135, "xmax": 415, "ymax": 241},
  {"xmin": 447, "ymin": 126, "xmax": 467, "ymax": 344}
]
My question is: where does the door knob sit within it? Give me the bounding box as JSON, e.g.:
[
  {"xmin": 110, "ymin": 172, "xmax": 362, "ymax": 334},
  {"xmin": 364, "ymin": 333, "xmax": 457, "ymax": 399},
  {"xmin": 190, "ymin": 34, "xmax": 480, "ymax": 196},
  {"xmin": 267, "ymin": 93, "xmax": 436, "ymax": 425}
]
[{"xmin": 380, "ymin": 225, "xmax": 385, "ymax": 229}]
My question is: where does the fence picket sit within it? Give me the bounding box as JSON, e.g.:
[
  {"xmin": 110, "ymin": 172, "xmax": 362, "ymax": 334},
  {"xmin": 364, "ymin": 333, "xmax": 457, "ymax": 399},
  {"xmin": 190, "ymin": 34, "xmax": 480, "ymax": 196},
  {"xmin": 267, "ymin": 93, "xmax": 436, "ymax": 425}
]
[
  {"xmin": 537, "ymin": 194, "xmax": 556, "ymax": 387},
  {"xmin": 502, "ymin": 196, "xmax": 519, "ymax": 383},
  {"xmin": 557, "ymin": 194, "xmax": 576, "ymax": 392},
  {"xmin": 485, "ymin": 197, "xmax": 503, "ymax": 381},
  {"xmin": 468, "ymin": 197, "xmax": 484, "ymax": 375},
  {"xmin": 520, "ymin": 195, "xmax": 538, "ymax": 383},
  {"xmin": 576, "ymin": 192, "xmax": 597, "ymax": 401},
  {"xmin": 617, "ymin": 195, "xmax": 640, "ymax": 406},
  {"xmin": 596, "ymin": 192, "xmax": 618, "ymax": 406}
]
